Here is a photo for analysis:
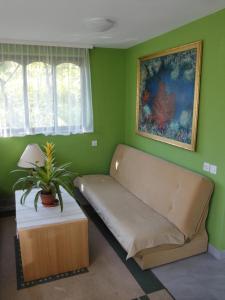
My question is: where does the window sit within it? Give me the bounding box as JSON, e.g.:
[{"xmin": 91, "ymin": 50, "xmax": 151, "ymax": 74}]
[{"xmin": 0, "ymin": 44, "xmax": 93, "ymax": 137}]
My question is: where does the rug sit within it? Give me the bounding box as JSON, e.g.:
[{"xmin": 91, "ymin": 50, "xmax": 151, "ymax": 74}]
[{"xmin": 14, "ymin": 236, "xmax": 88, "ymax": 289}]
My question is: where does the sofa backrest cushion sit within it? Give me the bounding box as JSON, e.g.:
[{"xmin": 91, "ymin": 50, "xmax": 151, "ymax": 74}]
[{"xmin": 110, "ymin": 144, "xmax": 214, "ymax": 239}]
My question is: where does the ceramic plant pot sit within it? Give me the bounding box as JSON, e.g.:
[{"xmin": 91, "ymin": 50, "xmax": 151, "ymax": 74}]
[{"xmin": 40, "ymin": 192, "xmax": 59, "ymax": 207}]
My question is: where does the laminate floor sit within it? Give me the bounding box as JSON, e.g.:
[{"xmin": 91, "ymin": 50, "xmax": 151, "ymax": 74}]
[{"xmin": 153, "ymin": 252, "xmax": 225, "ymax": 300}]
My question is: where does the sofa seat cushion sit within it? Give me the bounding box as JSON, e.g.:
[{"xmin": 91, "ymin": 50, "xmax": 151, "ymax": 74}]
[{"xmin": 75, "ymin": 175, "xmax": 185, "ymax": 258}]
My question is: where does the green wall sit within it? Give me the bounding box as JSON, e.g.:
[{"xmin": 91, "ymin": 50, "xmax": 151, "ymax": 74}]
[
  {"xmin": 1, "ymin": 9, "xmax": 225, "ymax": 252},
  {"xmin": 124, "ymin": 9, "xmax": 225, "ymax": 250},
  {"xmin": 0, "ymin": 48, "xmax": 125, "ymax": 197}
]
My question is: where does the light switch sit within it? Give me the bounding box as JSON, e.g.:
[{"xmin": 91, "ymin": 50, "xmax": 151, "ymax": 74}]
[
  {"xmin": 210, "ymin": 164, "xmax": 217, "ymax": 175},
  {"xmin": 91, "ymin": 140, "xmax": 97, "ymax": 147},
  {"xmin": 203, "ymin": 162, "xmax": 210, "ymax": 172}
]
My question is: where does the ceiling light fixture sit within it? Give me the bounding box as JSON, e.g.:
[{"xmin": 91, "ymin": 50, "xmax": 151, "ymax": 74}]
[{"xmin": 85, "ymin": 18, "xmax": 115, "ymax": 32}]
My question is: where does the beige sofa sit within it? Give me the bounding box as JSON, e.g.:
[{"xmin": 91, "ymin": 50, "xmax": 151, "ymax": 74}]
[{"xmin": 75, "ymin": 144, "xmax": 214, "ymax": 269}]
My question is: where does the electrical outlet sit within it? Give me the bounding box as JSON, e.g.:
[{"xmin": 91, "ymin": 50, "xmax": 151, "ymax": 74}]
[
  {"xmin": 91, "ymin": 140, "xmax": 97, "ymax": 147},
  {"xmin": 210, "ymin": 164, "xmax": 217, "ymax": 175},
  {"xmin": 203, "ymin": 162, "xmax": 210, "ymax": 172}
]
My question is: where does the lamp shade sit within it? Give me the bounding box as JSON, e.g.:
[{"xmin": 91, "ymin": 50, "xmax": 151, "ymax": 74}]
[{"xmin": 17, "ymin": 144, "xmax": 45, "ymax": 168}]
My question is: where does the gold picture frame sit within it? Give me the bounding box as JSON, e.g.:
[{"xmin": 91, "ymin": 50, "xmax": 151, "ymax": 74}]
[{"xmin": 136, "ymin": 41, "xmax": 202, "ymax": 151}]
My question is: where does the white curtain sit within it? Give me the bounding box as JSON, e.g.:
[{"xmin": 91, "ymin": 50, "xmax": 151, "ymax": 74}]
[{"xmin": 0, "ymin": 44, "xmax": 93, "ymax": 137}]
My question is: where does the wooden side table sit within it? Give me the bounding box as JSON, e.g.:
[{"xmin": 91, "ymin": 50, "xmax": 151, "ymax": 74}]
[{"xmin": 15, "ymin": 188, "xmax": 89, "ymax": 282}]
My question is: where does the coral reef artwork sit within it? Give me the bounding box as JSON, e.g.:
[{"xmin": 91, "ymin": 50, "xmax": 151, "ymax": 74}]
[{"xmin": 137, "ymin": 41, "xmax": 202, "ymax": 151}]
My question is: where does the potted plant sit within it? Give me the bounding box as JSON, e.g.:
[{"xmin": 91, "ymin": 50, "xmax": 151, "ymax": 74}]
[{"xmin": 13, "ymin": 142, "xmax": 75, "ymax": 212}]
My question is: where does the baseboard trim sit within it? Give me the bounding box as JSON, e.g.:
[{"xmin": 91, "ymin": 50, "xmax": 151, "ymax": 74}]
[{"xmin": 208, "ymin": 244, "xmax": 225, "ymax": 260}]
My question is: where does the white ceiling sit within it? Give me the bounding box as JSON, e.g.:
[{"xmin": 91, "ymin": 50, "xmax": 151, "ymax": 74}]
[{"xmin": 0, "ymin": 0, "xmax": 225, "ymax": 49}]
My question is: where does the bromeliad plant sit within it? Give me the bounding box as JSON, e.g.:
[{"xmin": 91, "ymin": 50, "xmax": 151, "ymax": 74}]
[{"xmin": 13, "ymin": 142, "xmax": 75, "ymax": 212}]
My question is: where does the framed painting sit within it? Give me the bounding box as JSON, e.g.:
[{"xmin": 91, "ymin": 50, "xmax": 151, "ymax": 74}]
[{"xmin": 136, "ymin": 41, "xmax": 202, "ymax": 151}]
